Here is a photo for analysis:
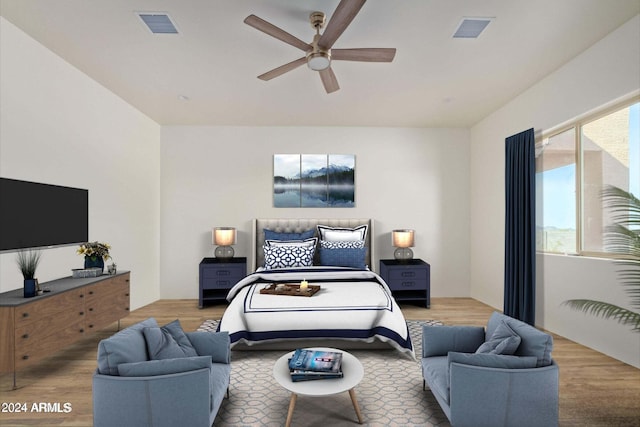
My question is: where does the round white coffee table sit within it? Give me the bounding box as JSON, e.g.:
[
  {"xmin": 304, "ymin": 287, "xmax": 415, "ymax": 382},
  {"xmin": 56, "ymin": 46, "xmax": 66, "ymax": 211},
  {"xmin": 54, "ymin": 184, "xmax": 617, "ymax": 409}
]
[{"xmin": 273, "ymin": 347, "xmax": 364, "ymax": 427}]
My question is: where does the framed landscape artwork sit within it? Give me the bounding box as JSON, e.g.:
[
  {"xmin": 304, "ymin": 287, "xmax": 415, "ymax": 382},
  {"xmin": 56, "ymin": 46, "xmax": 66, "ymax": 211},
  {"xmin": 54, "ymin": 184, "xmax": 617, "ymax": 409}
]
[{"xmin": 273, "ymin": 154, "xmax": 355, "ymax": 207}]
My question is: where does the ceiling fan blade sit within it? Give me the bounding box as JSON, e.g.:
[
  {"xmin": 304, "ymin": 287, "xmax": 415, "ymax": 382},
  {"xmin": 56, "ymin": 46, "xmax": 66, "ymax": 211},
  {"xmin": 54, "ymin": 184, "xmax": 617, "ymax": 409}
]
[
  {"xmin": 244, "ymin": 15, "xmax": 311, "ymax": 52},
  {"xmin": 258, "ymin": 57, "xmax": 307, "ymax": 81},
  {"xmin": 318, "ymin": 0, "xmax": 367, "ymax": 50},
  {"xmin": 319, "ymin": 67, "xmax": 340, "ymax": 93},
  {"xmin": 332, "ymin": 48, "xmax": 396, "ymax": 62}
]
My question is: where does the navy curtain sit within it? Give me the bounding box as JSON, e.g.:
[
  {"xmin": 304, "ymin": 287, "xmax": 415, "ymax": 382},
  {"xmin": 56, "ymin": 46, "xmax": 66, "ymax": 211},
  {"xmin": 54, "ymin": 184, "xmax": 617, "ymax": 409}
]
[{"xmin": 504, "ymin": 128, "xmax": 536, "ymax": 325}]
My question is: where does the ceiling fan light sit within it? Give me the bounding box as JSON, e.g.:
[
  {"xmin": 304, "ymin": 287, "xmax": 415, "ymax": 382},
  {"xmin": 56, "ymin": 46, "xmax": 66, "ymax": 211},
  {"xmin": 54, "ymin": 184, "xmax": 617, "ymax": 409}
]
[{"xmin": 307, "ymin": 52, "xmax": 331, "ymax": 71}]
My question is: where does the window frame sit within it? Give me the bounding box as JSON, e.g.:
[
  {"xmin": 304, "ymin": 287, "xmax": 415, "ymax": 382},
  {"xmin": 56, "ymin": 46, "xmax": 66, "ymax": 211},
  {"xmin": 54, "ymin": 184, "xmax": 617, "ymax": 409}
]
[{"xmin": 537, "ymin": 93, "xmax": 640, "ymax": 258}]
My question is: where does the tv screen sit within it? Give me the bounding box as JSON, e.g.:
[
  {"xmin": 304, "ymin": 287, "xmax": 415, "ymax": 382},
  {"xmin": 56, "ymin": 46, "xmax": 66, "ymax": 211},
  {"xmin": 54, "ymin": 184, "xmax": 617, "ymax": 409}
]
[{"xmin": 0, "ymin": 178, "xmax": 89, "ymax": 252}]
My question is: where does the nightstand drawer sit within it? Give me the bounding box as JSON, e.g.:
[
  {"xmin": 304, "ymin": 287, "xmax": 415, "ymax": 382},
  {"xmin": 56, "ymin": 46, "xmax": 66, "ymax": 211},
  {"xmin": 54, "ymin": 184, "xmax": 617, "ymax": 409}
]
[
  {"xmin": 202, "ymin": 277, "xmax": 242, "ymax": 289},
  {"xmin": 387, "ymin": 278, "xmax": 425, "ymax": 290},
  {"xmin": 201, "ymin": 265, "xmax": 245, "ymax": 280},
  {"xmin": 386, "ymin": 268, "xmax": 428, "ymax": 282}
]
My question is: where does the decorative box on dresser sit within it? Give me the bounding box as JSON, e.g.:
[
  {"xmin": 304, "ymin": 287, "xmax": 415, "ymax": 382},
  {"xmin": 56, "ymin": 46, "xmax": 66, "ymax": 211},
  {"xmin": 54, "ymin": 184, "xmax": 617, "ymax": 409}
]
[
  {"xmin": 199, "ymin": 257, "xmax": 247, "ymax": 308},
  {"xmin": 379, "ymin": 259, "xmax": 430, "ymax": 308},
  {"xmin": 0, "ymin": 271, "xmax": 130, "ymax": 389}
]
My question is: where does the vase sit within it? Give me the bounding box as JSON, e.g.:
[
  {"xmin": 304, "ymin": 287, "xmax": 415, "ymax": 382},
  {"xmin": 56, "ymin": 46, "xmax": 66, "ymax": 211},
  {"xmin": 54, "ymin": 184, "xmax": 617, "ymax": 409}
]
[
  {"xmin": 84, "ymin": 255, "xmax": 104, "ymax": 272},
  {"xmin": 24, "ymin": 278, "xmax": 37, "ymax": 298}
]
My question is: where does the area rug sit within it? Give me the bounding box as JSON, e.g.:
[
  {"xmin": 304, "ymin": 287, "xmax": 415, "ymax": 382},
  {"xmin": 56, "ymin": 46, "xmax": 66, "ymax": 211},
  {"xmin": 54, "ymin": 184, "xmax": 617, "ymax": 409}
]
[{"xmin": 198, "ymin": 320, "xmax": 450, "ymax": 427}]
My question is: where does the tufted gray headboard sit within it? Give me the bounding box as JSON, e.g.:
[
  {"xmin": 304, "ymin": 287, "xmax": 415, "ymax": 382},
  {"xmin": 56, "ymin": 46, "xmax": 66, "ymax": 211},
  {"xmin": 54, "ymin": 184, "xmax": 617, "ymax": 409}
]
[{"xmin": 252, "ymin": 218, "xmax": 374, "ymax": 271}]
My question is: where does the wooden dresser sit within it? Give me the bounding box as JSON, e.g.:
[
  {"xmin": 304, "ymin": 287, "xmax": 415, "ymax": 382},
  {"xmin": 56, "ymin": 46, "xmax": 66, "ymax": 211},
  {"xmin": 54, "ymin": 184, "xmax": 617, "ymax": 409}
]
[{"xmin": 0, "ymin": 271, "xmax": 130, "ymax": 388}]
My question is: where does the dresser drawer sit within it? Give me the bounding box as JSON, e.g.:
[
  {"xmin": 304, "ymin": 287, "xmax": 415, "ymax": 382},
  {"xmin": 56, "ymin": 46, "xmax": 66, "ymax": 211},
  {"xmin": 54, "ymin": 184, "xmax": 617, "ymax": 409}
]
[
  {"xmin": 15, "ymin": 319, "xmax": 86, "ymax": 370},
  {"xmin": 14, "ymin": 288, "xmax": 85, "ymax": 328}
]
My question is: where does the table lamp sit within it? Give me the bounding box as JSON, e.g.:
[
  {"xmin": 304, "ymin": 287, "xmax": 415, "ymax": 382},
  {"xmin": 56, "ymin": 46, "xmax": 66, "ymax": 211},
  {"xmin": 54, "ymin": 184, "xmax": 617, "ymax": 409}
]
[
  {"xmin": 213, "ymin": 227, "xmax": 236, "ymax": 259},
  {"xmin": 392, "ymin": 229, "xmax": 414, "ymax": 261}
]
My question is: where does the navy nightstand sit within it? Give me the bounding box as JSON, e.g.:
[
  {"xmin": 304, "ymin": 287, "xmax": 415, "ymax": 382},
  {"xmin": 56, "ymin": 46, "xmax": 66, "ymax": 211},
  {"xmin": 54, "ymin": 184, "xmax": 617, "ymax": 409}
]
[
  {"xmin": 199, "ymin": 257, "xmax": 246, "ymax": 308},
  {"xmin": 379, "ymin": 259, "xmax": 431, "ymax": 308}
]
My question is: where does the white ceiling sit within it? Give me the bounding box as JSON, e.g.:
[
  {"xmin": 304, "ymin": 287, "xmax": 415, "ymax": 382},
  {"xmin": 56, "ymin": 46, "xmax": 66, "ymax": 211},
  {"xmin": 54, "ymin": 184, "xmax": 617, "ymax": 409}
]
[{"xmin": 1, "ymin": 0, "xmax": 638, "ymax": 127}]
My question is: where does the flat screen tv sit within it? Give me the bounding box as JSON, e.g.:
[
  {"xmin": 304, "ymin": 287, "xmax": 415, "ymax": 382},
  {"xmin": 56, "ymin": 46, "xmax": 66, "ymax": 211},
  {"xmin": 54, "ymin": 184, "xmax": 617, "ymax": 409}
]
[{"xmin": 0, "ymin": 178, "xmax": 89, "ymax": 252}]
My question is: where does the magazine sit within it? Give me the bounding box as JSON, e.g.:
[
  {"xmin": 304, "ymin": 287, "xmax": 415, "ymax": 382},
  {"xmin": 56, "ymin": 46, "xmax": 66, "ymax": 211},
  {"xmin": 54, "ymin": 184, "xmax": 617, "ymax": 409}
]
[{"xmin": 288, "ymin": 349, "xmax": 343, "ymax": 373}]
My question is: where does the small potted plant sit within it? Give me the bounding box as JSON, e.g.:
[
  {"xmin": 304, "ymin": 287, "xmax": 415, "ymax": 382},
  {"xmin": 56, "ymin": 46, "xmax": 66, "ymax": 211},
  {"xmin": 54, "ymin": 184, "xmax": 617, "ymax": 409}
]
[
  {"xmin": 77, "ymin": 241, "xmax": 111, "ymax": 273},
  {"xmin": 16, "ymin": 249, "xmax": 42, "ymax": 298}
]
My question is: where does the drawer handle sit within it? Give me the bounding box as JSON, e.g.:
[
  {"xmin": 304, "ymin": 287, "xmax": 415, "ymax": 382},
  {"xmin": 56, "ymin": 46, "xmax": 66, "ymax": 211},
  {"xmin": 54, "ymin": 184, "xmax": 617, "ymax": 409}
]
[
  {"xmin": 216, "ymin": 271, "xmax": 230, "ymax": 276},
  {"xmin": 126, "ymin": 293, "xmax": 130, "ymax": 297},
  {"xmin": 402, "ymin": 281, "xmax": 415, "ymax": 287},
  {"xmin": 125, "ymin": 307, "xmax": 130, "ymax": 311},
  {"xmin": 22, "ymin": 355, "xmax": 29, "ymax": 360},
  {"xmin": 79, "ymin": 328, "xmax": 84, "ymax": 333},
  {"xmin": 22, "ymin": 312, "xmax": 29, "ymax": 318},
  {"xmin": 89, "ymin": 291, "xmax": 94, "ymax": 295},
  {"xmin": 79, "ymin": 311, "xmax": 85, "ymax": 316},
  {"xmin": 126, "ymin": 279, "xmax": 130, "ymax": 282},
  {"xmin": 79, "ymin": 294, "xmax": 84, "ymax": 298},
  {"xmin": 401, "ymin": 272, "xmax": 416, "ymax": 278},
  {"xmin": 22, "ymin": 333, "xmax": 29, "ymax": 339},
  {"xmin": 89, "ymin": 308, "xmax": 94, "ymax": 312},
  {"xmin": 89, "ymin": 324, "xmax": 94, "ymax": 329}
]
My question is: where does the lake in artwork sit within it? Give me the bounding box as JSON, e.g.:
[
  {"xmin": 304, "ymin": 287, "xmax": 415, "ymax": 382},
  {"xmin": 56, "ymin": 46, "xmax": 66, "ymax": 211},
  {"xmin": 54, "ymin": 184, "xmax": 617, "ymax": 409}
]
[{"xmin": 273, "ymin": 154, "xmax": 355, "ymax": 208}]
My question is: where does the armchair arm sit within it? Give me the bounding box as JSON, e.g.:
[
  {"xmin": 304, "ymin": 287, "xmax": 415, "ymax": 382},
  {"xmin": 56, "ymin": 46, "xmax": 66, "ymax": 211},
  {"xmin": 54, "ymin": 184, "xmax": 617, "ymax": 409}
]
[
  {"xmin": 186, "ymin": 331, "xmax": 230, "ymax": 363},
  {"xmin": 422, "ymin": 325, "xmax": 485, "ymax": 357},
  {"xmin": 93, "ymin": 368, "xmax": 212, "ymax": 427},
  {"xmin": 449, "ymin": 361, "xmax": 559, "ymax": 427}
]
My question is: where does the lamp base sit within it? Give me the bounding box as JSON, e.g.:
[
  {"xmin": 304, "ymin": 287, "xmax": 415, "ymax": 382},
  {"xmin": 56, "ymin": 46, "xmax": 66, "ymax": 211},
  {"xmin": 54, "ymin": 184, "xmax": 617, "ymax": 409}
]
[
  {"xmin": 215, "ymin": 246, "xmax": 234, "ymax": 259},
  {"xmin": 394, "ymin": 247, "xmax": 413, "ymax": 261}
]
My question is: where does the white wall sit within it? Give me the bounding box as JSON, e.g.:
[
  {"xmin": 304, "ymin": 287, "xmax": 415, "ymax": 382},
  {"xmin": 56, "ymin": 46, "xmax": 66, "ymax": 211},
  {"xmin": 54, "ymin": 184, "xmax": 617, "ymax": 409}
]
[
  {"xmin": 470, "ymin": 15, "xmax": 640, "ymax": 367},
  {"xmin": 0, "ymin": 18, "xmax": 161, "ymax": 310},
  {"xmin": 160, "ymin": 126, "xmax": 470, "ymax": 299}
]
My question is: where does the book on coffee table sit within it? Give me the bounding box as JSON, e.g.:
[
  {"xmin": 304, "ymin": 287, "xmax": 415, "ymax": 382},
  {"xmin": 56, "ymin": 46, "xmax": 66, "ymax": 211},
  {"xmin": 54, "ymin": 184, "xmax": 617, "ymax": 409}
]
[{"xmin": 288, "ymin": 349, "xmax": 343, "ymax": 381}]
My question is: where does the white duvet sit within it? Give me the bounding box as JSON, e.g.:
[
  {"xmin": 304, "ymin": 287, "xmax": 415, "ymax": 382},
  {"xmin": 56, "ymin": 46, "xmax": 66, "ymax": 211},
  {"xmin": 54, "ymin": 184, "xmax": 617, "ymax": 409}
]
[{"xmin": 218, "ymin": 267, "xmax": 414, "ymax": 357}]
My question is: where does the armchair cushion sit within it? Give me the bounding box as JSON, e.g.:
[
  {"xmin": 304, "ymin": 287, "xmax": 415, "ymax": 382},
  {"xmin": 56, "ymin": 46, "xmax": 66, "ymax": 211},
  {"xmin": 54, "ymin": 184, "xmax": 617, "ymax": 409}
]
[
  {"xmin": 143, "ymin": 320, "xmax": 198, "ymax": 360},
  {"xmin": 97, "ymin": 317, "xmax": 158, "ymax": 375},
  {"xmin": 117, "ymin": 355, "xmax": 212, "ymax": 377},
  {"xmin": 185, "ymin": 331, "xmax": 231, "ymax": 364},
  {"xmin": 422, "ymin": 325, "xmax": 485, "ymax": 357},
  {"xmin": 448, "ymin": 352, "xmax": 538, "ymax": 369},
  {"xmin": 476, "ymin": 321, "xmax": 521, "ymax": 355},
  {"xmin": 487, "ymin": 312, "xmax": 554, "ymax": 367}
]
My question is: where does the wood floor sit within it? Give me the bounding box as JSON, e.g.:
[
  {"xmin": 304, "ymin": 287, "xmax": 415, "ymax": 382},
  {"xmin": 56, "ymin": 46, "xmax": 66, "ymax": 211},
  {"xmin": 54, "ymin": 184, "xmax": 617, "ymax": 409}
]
[{"xmin": 1, "ymin": 298, "xmax": 639, "ymax": 426}]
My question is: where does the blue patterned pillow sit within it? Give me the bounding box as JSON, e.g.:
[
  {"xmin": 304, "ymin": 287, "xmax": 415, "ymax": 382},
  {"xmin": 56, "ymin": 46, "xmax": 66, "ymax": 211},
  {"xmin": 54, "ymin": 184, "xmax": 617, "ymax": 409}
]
[
  {"xmin": 319, "ymin": 247, "xmax": 366, "ymax": 269},
  {"xmin": 320, "ymin": 239, "xmax": 365, "ymax": 249},
  {"xmin": 263, "ymin": 244, "xmax": 316, "ymax": 269},
  {"xmin": 264, "ymin": 228, "xmax": 315, "ymax": 241}
]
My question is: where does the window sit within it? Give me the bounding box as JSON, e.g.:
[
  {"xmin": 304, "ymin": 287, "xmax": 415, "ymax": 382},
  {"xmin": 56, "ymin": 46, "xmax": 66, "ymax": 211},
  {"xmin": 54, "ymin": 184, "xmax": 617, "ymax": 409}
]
[{"xmin": 536, "ymin": 97, "xmax": 639, "ymax": 256}]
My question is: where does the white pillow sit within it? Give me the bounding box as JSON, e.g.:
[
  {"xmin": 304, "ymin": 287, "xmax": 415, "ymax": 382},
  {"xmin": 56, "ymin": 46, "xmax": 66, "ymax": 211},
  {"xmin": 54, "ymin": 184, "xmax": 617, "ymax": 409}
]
[
  {"xmin": 317, "ymin": 224, "xmax": 368, "ymax": 242},
  {"xmin": 265, "ymin": 237, "xmax": 318, "ymax": 247}
]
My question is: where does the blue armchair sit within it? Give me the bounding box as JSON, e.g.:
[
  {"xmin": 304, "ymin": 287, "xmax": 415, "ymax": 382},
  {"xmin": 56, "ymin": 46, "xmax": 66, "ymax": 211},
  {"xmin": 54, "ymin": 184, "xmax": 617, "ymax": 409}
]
[
  {"xmin": 93, "ymin": 318, "xmax": 231, "ymax": 427},
  {"xmin": 421, "ymin": 312, "xmax": 559, "ymax": 427}
]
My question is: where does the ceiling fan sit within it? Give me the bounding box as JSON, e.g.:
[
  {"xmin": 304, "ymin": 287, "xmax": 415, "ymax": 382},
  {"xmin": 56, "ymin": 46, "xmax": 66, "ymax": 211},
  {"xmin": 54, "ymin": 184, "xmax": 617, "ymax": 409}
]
[{"xmin": 244, "ymin": 0, "xmax": 396, "ymax": 94}]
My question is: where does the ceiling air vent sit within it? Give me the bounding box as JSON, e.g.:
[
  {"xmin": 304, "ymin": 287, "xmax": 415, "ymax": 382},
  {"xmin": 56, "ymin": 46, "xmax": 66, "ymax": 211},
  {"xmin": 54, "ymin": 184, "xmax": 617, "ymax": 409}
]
[
  {"xmin": 136, "ymin": 12, "xmax": 178, "ymax": 34},
  {"xmin": 453, "ymin": 17, "xmax": 493, "ymax": 38}
]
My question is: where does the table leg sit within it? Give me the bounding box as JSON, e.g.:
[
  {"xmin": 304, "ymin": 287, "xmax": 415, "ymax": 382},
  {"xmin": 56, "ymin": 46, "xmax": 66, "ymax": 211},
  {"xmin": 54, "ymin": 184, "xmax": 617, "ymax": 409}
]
[
  {"xmin": 285, "ymin": 392, "xmax": 297, "ymax": 427},
  {"xmin": 348, "ymin": 388, "xmax": 364, "ymax": 424}
]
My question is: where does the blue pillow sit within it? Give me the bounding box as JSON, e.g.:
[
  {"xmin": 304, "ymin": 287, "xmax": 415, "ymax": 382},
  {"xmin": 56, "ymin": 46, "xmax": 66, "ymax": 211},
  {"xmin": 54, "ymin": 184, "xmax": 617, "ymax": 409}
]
[
  {"xmin": 319, "ymin": 247, "xmax": 366, "ymax": 269},
  {"xmin": 143, "ymin": 320, "xmax": 198, "ymax": 360},
  {"xmin": 264, "ymin": 228, "xmax": 315, "ymax": 241},
  {"xmin": 185, "ymin": 331, "xmax": 230, "ymax": 364},
  {"xmin": 97, "ymin": 317, "xmax": 159, "ymax": 375},
  {"xmin": 476, "ymin": 321, "xmax": 521, "ymax": 355},
  {"xmin": 117, "ymin": 355, "xmax": 212, "ymax": 377}
]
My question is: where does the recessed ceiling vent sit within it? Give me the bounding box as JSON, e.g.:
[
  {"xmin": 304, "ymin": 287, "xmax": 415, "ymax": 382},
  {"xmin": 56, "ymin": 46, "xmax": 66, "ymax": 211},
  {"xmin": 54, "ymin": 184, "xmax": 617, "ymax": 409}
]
[
  {"xmin": 137, "ymin": 12, "xmax": 178, "ymax": 34},
  {"xmin": 453, "ymin": 17, "xmax": 493, "ymax": 38}
]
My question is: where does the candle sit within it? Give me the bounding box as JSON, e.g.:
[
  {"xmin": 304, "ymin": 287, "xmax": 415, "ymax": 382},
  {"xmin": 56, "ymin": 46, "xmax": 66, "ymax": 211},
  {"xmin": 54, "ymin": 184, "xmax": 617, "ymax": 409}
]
[{"xmin": 300, "ymin": 279, "xmax": 309, "ymax": 291}]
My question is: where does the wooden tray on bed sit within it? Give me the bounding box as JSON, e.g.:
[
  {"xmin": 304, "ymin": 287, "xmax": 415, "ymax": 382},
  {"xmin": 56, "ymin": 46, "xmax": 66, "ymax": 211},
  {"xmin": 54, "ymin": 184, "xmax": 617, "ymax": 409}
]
[{"xmin": 260, "ymin": 283, "xmax": 320, "ymax": 297}]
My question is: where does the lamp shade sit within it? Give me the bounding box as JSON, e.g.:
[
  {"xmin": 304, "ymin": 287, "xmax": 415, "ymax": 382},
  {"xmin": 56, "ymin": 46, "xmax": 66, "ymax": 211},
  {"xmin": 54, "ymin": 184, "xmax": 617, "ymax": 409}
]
[
  {"xmin": 213, "ymin": 227, "xmax": 236, "ymax": 246},
  {"xmin": 392, "ymin": 229, "xmax": 415, "ymax": 248}
]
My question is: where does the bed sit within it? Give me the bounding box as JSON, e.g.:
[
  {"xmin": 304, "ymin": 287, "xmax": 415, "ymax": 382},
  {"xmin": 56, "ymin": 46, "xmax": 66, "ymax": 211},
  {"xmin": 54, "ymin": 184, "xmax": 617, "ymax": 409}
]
[{"xmin": 217, "ymin": 218, "xmax": 414, "ymax": 357}]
